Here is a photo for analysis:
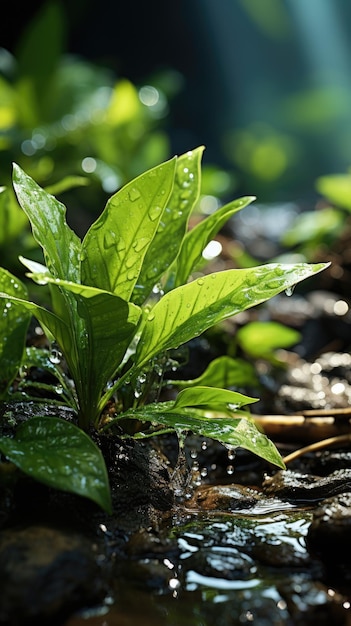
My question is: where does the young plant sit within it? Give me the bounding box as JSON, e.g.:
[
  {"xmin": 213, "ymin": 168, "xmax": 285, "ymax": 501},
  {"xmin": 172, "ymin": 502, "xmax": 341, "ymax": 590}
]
[{"xmin": 0, "ymin": 147, "xmax": 328, "ymax": 511}]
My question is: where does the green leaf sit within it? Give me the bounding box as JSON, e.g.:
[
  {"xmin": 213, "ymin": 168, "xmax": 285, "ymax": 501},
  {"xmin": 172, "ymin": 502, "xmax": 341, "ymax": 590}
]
[
  {"xmin": 0, "ymin": 186, "xmax": 28, "ymax": 244},
  {"xmin": 168, "ymin": 355, "xmax": 259, "ymax": 390},
  {"xmin": 281, "ymin": 208, "xmax": 344, "ymax": 246},
  {"xmin": 123, "ymin": 404, "xmax": 285, "ymax": 469},
  {"xmin": 0, "ymin": 416, "xmax": 112, "ymax": 513},
  {"xmin": 12, "ymin": 164, "xmax": 81, "ymax": 282},
  {"xmin": 316, "ymin": 173, "xmax": 351, "ymax": 212},
  {"xmin": 17, "ymin": 274, "xmax": 141, "ymax": 425},
  {"xmin": 237, "ymin": 321, "xmax": 301, "ymax": 358},
  {"xmin": 45, "ymin": 175, "xmax": 90, "ymax": 196},
  {"xmin": 172, "ymin": 386, "xmax": 258, "ymax": 410},
  {"xmin": 133, "ymin": 147, "xmax": 204, "ymax": 304},
  {"xmin": 172, "ymin": 196, "xmax": 255, "ymax": 287},
  {"xmin": 0, "ymin": 269, "xmax": 31, "ymax": 398},
  {"xmin": 134, "ymin": 262, "xmax": 328, "ymax": 369},
  {"xmin": 81, "ymin": 156, "xmax": 176, "ymax": 300}
]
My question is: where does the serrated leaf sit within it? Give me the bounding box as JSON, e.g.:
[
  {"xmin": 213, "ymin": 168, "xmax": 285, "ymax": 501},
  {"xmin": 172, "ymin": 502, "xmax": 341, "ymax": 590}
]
[
  {"xmin": 134, "ymin": 263, "xmax": 329, "ymax": 369},
  {"xmin": 133, "ymin": 147, "xmax": 204, "ymax": 304},
  {"xmin": 0, "ymin": 269, "xmax": 31, "ymax": 398},
  {"xmin": 81, "ymin": 157, "xmax": 176, "ymax": 300},
  {"xmin": 12, "ymin": 163, "xmax": 81, "ymax": 282},
  {"xmin": 172, "ymin": 196, "xmax": 255, "ymax": 287},
  {"xmin": 0, "ymin": 416, "xmax": 112, "ymax": 512}
]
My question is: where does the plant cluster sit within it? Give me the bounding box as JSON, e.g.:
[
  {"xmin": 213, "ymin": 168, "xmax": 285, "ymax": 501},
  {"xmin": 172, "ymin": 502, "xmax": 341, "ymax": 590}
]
[{"xmin": 0, "ymin": 147, "xmax": 328, "ymax": 512}]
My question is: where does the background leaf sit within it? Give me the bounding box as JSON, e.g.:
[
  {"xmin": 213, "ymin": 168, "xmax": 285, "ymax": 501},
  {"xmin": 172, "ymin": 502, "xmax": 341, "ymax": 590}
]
[
  {"xmin": 316, "ymin": 173, "xmax": 351, "ymax": 212},
  {"xmin": 236, "ymin": 321, "xmax": 301, "ymax": 358},
  {"xmin": 168, "ymin": 356, "xmax": 259, "ymax": 390},
  {"xmin": 81, "ymin": 156, "xmax": 176, "ymax": 300},
  {"xmin": 0, "ymin": 416, "xmax": 112, "ymax": 512},
  {"xmin": 134, "ymin": 262, "xmax": 328, "ymax": 369},
  {"xmin": 172, "ymin": 386, "xmax": 258, "ymax": 410},
  {"xmin": 0, "ymin": 269, "xmax": 31, "ymax": 399}
]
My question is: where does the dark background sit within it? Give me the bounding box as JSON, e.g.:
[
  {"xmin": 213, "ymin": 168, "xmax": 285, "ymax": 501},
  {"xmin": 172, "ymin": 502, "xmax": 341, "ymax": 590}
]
[{"xmin": 3, "ymin": 0, "xmax": 351, "ymax": 203}]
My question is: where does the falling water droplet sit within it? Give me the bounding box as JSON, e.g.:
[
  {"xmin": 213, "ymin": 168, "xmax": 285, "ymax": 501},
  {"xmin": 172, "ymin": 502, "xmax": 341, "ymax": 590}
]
[
  {"xmin": 227, "ymin": 447, "xmax": 236, "ymax": 461},
  {"xmin": 285, "ymin": 284, "xmax": 295, "ymax": 297},
  {"xmin": 49, "ymin": 349, "xmax": 61, "ymax": 365}
]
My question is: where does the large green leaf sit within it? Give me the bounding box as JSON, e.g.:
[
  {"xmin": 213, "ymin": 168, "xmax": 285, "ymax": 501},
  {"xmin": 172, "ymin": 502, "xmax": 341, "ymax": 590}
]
[
  {"xmin": 134, "ymin": 262, "xmax": 328, "ymax": 369},
  {"xmin": 0, "ymin": 269, "xmax": 31, "ymax": 399},
  {"xmin": 168, "ymin": 356, "xmax": 258, "ymax": 390},
  {"xmin": 121, "ymin": 403, "xmax": 284, "ymax": 469},
  {"xmin": 172, "ymin": 196, "xmax": 255, "ymax": 287},
  {"xmin": 0, "ymin": 416, "xmax": 112, "ymax": 512},
  {"xmin": 132, "ymin": 147, "xmax": 204, "ymax": 304},
  {"xmin": 81, "ymin": 157, "xmax": 176, "ymax": 300},
  {"xmin": 12, "ymin": 164, "xmax": 81, "ymax": 282}
]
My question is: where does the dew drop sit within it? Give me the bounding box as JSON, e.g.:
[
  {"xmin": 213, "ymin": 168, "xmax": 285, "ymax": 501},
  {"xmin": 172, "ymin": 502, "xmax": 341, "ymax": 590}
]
[
  {"xmin": 49, "ymin": 349, "xmax": 61, "ymax": 365},
  {"xmin": 200, "ymin": 467, "xmax": 208, "ymax": 478},
  {"xmin": 127, "ymin": 270, "xmax": 138, "ymax": 281},
  {"xmin": 227, "ymin": 465, "xmax": 235, "ymax": 475},
  {"xmin": 128, "ymin": 187, "xmax": 141, "ymax": 202},
  {"xmin": 148, "ymin": 312, "xmax": 155, "ymax": 321},
  {"xmin": 148, "ymin": 205, "xmax": 163, "ymax": 221},
  {"xmin": 104, "ymin": 231, "xmax": 116, "ymax": 249},
  {"xmin": 190, "ymin": 449, "xmax": 198, "ymax": 459},
  {"xmin": 117, "ymin": 239, "xmax": 126, "ymax": 252},
  {"xmin": 227, "ymin": 447, "xmax": 236, "ymax": 461},
  {"xmin": 133, "ymin": 237, "xmax": 150, "ymax": 252},
  {"xmin": 196, "ymin": 278, "xmax": 205, "ymax": 286}
]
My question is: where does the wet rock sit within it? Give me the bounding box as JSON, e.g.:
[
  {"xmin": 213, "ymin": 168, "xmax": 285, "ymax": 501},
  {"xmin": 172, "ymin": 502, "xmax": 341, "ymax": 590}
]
[
  {"xmin": 0, "ymin": 525, "xmax": 104, "ymax": 626},
  {"xmin": 262, "ymin": 469, "xmax": 351, "ymax": 503},
  {"xmin": 186, "ymin": 483, "xmax": 261, "ymax": 511},
  {"xmin": 307, "ymin": 492, "xmax": 351, "ymax": 576},
  {"xmin": 184, "ymin": 545, "xmax": 257, "ymax": 580}
]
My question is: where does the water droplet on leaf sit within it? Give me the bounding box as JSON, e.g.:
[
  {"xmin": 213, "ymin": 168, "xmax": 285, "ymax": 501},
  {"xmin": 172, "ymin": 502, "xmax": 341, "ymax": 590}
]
[
  {"xmin": 128, "ymin": 187, "xmax": 141, "ymax": 202},
  {"xmin": 148, "ymin": 205, "xmax": 163, "ymax": 221}
]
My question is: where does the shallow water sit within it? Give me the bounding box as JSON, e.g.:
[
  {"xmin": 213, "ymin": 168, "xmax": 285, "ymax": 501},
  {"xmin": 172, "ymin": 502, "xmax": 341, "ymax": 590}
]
[{"xmin": 64, "ymin": 504, "xmax": 350, "ymax": 626}]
